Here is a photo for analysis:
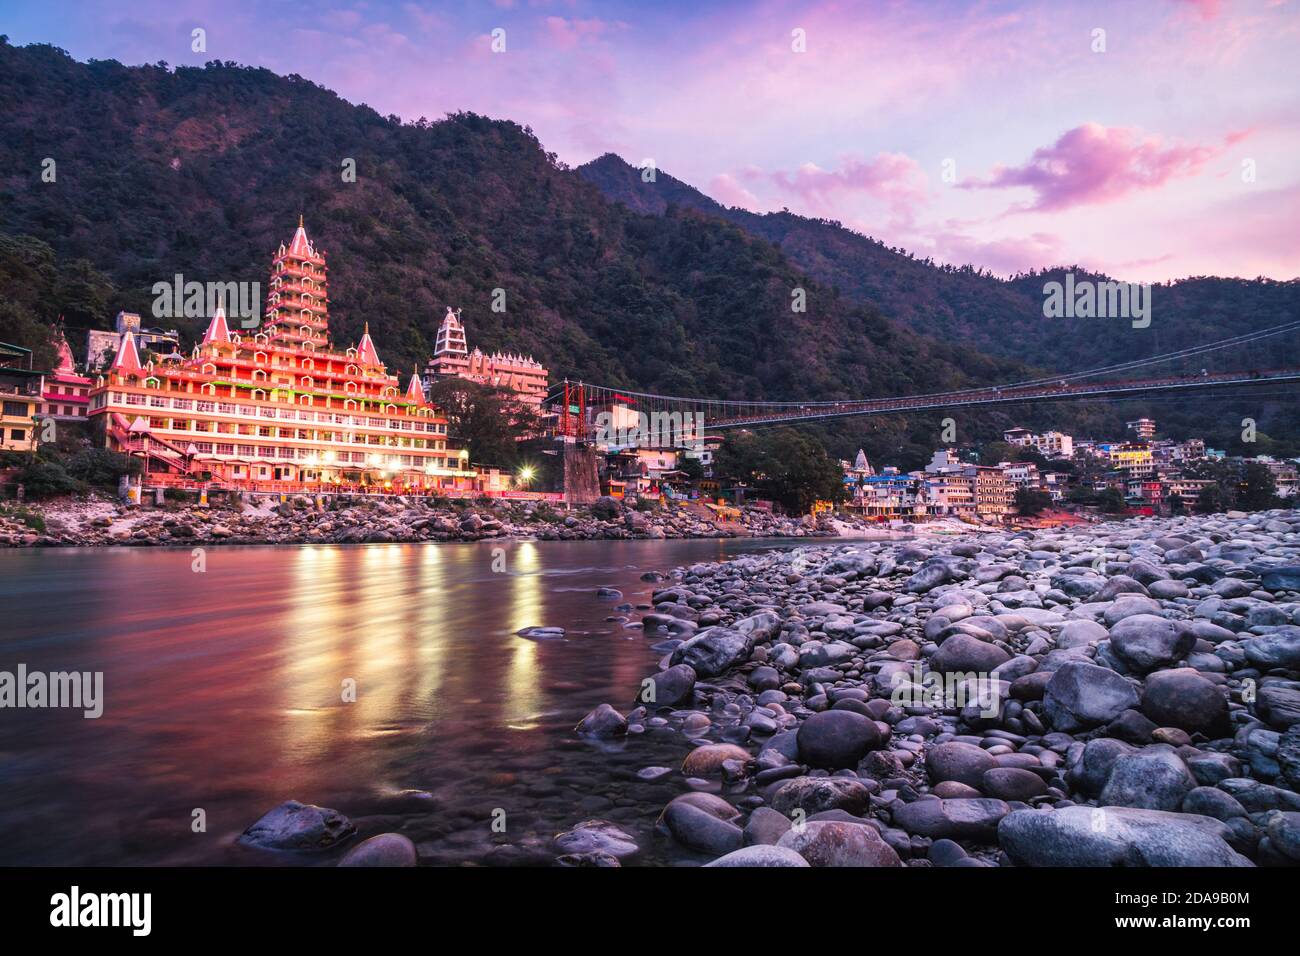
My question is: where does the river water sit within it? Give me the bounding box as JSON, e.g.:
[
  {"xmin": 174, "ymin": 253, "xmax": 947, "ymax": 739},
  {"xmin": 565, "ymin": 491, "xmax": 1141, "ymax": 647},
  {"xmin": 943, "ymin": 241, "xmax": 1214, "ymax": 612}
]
[{"xmin": 0, "ymin": 537, "xmax": 837, "ymax": 867}]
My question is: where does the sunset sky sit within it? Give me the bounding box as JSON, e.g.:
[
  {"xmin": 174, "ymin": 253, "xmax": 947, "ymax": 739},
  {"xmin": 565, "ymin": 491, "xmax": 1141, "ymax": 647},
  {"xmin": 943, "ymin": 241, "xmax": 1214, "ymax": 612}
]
[{"xmin": 5, "ymin": 0, "xmax": 1298, "ymax": 282}]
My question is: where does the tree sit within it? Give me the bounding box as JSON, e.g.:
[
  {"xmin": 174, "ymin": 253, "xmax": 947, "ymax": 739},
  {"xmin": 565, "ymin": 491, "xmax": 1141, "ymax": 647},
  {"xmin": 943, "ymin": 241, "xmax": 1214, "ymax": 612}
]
[
  {"xmin": 715, "ymin": 428, "xmax": 845, "ymax": 514},
  {"xmin": 1196, "ymin": 482, "xmax": 1222, "ymax": 514},
  {"xmin": 979, "ymin": 441, "xmax": 1017, "ymax": 466},
  {"xmin": 424, "ymin": 378, "xmax": 539, "ymax": 470},
  {"xmin": 1014, "ymin": 487, "xmax": 1051, "ymax": 516},
  {"xmin": 1167, "ymin": 492, "xmax": 1185, "ymax": 515},
  {"xmin": 1238, "ymin": 461, "xmax": 1277, "ymax": 511},
  {"xmin": 1096, "ymin": 487, "xmax": 1126, "ymax": 513}
]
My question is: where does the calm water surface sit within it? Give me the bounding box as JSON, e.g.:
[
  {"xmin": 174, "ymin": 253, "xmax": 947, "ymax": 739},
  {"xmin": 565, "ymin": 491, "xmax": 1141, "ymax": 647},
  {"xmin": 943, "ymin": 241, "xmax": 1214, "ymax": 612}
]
[{"xmin": 0, "ymin": 537, "xmax": 836, "ymax": 866}]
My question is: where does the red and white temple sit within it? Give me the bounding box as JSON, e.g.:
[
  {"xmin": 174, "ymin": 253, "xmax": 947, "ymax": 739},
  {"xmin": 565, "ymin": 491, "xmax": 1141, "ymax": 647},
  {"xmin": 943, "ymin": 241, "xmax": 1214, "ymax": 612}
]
[
  {"xmin": 423, "ymin": 307, "xmax": 548, "ymax": 409},
  {"xmin": 42, "ymin": 325, "xmax": 92, "ymax": 420},
  {"xmin": 88, "ymin": 220, "xmax": 477, "ymax": 494}
]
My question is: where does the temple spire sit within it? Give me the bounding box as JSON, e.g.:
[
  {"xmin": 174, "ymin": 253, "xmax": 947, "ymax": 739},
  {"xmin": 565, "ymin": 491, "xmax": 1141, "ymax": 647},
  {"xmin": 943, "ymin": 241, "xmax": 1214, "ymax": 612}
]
[
  {"xmin": 406, "ymin": 366, "xmax": 425, "ymax": 403},
  {"xmin": 356, "ymin": 322, "xmax": 381, "ymax": 367},
  {"xmin": 111, "ymin": 330, "xmax": 143, "ymax": 374},
  {"xmin": 202, "ymin": 302, "xmax": 231, "ymax": 345}
]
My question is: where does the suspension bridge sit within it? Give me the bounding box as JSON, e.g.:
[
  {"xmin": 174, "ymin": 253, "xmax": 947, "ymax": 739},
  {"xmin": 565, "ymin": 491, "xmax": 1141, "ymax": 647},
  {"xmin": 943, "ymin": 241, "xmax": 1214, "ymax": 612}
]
[{"xmin": 545, "ymin": 318, "xmax": 1300, "ymax": 437}]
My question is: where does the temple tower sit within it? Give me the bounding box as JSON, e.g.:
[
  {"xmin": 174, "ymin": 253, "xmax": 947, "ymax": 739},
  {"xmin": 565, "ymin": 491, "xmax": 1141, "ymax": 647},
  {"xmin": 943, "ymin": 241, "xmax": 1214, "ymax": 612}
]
[{"xmin": 264, "ymin": 216, "xmax": 330, "ymax": 349}]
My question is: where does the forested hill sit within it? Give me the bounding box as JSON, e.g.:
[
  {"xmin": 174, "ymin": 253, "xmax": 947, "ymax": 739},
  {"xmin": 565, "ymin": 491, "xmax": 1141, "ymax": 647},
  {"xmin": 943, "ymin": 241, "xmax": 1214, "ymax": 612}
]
[
  {"xmin": 578, "ymin": 153, "xmax": 1300, "ymax": 374},
  {"xmin": 0, "ymin": 38, "xmax": 1027, "ymax": 405}
]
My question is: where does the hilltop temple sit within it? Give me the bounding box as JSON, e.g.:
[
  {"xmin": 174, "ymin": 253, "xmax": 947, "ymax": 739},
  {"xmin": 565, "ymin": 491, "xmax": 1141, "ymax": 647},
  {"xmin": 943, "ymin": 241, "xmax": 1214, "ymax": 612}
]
[
  {"xmin": 422, "ymin": 307, "xmax": 548, "ymax": 409},
  {"xmin": 88, "ymin": 220, "xmax": 476, "ymax": 494}
]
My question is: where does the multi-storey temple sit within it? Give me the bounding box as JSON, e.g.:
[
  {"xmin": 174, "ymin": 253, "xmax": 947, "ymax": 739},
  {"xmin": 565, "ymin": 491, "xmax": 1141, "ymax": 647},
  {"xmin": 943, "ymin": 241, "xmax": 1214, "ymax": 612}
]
[
  {"xmin": 89, "ymin": 220, "xmax": 476, "ymax": 494},
  {"xmin": 423, "ymin": 307, "xmax": 549, "ymax": 409}
]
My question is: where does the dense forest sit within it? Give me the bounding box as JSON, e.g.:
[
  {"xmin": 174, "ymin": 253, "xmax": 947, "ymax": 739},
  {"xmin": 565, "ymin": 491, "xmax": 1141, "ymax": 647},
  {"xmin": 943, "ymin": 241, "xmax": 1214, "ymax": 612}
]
[{"xmin": 0, "ymin": 38, "xmax": 1295, "ymax": 466}]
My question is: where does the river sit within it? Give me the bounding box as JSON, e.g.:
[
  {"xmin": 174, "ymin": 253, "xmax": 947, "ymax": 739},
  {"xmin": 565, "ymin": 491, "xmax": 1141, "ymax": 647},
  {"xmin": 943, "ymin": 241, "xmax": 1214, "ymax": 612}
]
[{"xmin": 0, "ymin": 537, "xmax": 845, "ymax": 866}]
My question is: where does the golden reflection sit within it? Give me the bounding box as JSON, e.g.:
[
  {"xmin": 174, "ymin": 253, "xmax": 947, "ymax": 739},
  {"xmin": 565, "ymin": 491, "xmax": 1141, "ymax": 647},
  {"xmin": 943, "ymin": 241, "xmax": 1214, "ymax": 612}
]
[
  {"xmin": 412, "ymin": 543, "xmax": 448, "ymax": 707},
  {"xmin": 504, "ymin": 541, "xmax": 544, "ymax": 727}
]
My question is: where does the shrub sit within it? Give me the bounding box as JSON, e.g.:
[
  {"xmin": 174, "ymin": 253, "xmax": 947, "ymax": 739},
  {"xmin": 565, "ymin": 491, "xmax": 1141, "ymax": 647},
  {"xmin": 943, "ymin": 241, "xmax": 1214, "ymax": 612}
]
[
  {"xmin": 15, "ymin": 460, "xmax": 83, "ymax": 500},
  {"xmin": 65, "ymin": 447, "xmax": 140, "ymax": 487}
]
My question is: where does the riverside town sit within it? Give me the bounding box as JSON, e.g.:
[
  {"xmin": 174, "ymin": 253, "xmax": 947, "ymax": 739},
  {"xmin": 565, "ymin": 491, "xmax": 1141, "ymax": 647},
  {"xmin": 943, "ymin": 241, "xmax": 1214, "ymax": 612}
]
[{"xmin": 0, "ymin": 0, "xmax": 1293, "ymax": 938}]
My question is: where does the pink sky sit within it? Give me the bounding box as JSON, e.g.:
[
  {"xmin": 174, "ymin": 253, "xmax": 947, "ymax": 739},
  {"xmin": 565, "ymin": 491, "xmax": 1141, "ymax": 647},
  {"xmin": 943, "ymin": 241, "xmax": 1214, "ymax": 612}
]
[{"xmin": 6, "ymin": 0, "xmax": 1299, "ymax": 281}]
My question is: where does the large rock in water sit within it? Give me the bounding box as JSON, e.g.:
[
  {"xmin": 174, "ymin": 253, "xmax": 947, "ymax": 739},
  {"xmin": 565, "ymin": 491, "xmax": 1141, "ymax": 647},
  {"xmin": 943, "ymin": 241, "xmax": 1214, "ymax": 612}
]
[
  {"xmin": 669, "ymin": 626, "xmax": 755, "ymax": 677},
  {"xmin": 574, "ymin": 703, "xmax": 627, "ymax": 738},
  {"xmin": 1099, "ymin": 745, "xmax": 1196, "ymax": 810},
  {"xmin": 645, "ymin": 663, "xmax": 697, "ymax": 706},
  {"xmin": 238, "ymin": 800, "xmax": 356, "ymax": 850},
  {"xmin": 776, "ymin": 820, "xmax": 903, "ymax": 867},
  {"xmin": 796, "ymin": 710, "xmax": 883, "ymax": 769},
  {"xmin": 553, "ymin": 819, "xmax": 639, "ymax": 859},
  {"xmin": 1108, "ymin": 614, "xmax": 1196, "ymax": 672},
  {"xmin": 1140, "ymin": 668, "xmax": 1229, "ymax": 735},
  {"xmin": 998, "ymin": 806, "xmax": 1253, "ymax": 866},
  {"xmin": 338, "ymin": 832, "xmax": 417, "ymax": 867},
  {"xmin": 682, "ymin": 743, "xmax": 752, "ymax": 776},
  {"xmin": 662, "ymin": 798, "xmax": 744, "ymax": 855},
  {"xmin": 1042, "ymin": 661, "xmax": 1139, "ymax": 732}
]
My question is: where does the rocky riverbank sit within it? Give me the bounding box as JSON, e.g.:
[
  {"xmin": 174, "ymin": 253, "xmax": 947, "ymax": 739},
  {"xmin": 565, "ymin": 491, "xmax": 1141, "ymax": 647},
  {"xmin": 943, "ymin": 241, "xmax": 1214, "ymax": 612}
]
[
  {"xmin": 555, "ymin": 508, "xmax": 1300, "ymax": 866},
  {"xmin": 0, "ymin": 492, "xmax": 863, "ymax": 548},
  {"xmin": 228, "ymin": 507, "xmax": 1300, "ymax": 867}
]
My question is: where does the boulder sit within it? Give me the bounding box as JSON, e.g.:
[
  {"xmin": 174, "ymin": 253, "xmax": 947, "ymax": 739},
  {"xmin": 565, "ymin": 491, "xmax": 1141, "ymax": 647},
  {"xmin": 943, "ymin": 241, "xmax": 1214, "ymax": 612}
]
[
  {"xmin": 661, "ymin": 797, "xmax": 744, "ymax": 855},
  {"xmin": 892, "ymin": 797, "xmax": 1011, "ymax": 841},
  {"xmin": 704, "ymin": 845, "xmax": 810, "ymax": 867},
  {"xmin": 796, "ymin": 710, "xmax": 883, "ymax": 769},
  {"xmin": 998, "ymin": 806, "xmax": 1253, "ymax": 866},
  {"xmin": 1245, "ymin": 628, "xmax": 1300, "ymax": 670},
  {"xmin": 1042, "ymin": 661, "xmax": 1139, "ymax": 732},
  {"xmin": 553, "ymin": 819, "xmax": 639, "ymax": 859},
  {"xmin": 238, "ymin": 800, "xmax": 356, "ymax": 851},
  {"xmin": 931, "ymin": 633, "xmax": 1011, "ymax": 674},
  {"xmin": 1108, "ymin": 615, "xmax": 1196, "ymax": 672},
  {"xmin": 926, "ymin": 741, "xmax": 997, "ymax": 789},
  {"xmin": 771, "ymin": 776, "xmax": 873, "ymax": 816},
  {"xmin": 574, "ymin": 703, "xmax": 627, "ymax": 738},
  {"xmin": 1139, "ymin": 668, "xmax": 1229, "ymax": 735},
  {"xmin": 1098, "ymin": 745, "xmax": 1196, "ymax": 811},
  {"xmin": 644, "ymin": 664, "xmax": 697, "ymax": 707},
  {"xmin": 670, "ymin": 626, "xmax": 755, "ymax": 677},
  {"xmin": 682, "ymin": 743, "xmax": 752, "ymax": 777},
  {"xmin": 776, "ymin": 820, "xmax": 903, "ymax": 867},
  {"xmin": 337, "ymin": 832, "xmax": 417, "ymax": 867}
]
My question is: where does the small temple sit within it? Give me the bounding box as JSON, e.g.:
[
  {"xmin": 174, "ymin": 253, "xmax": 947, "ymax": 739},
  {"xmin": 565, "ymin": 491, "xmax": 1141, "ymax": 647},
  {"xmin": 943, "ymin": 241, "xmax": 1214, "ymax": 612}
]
[
  {"xmin": 89, "ymin": 220, "xmax": 476, "ymax": 494},
  {"xmin": 42, "ymin": 324, "xmax": 93, "ymax": 420}
]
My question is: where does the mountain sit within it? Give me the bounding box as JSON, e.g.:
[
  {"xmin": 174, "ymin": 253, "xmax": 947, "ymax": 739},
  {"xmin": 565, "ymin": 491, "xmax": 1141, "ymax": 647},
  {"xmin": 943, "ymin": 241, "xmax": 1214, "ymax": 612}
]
[
  {"xmin": 0, "ymin": 38, "xmax": 1293, "ymax": 465},
  {"xmin": 0, "ymin": 38, "xmax": 1028, "ymax": 414},
  {"xmin": 579, "ymin": 153, "xmax": 1300, "ymax": 456},
  {"xmin": 577, "ymin": 153, "xmax": 1300, "ymax": 374}
]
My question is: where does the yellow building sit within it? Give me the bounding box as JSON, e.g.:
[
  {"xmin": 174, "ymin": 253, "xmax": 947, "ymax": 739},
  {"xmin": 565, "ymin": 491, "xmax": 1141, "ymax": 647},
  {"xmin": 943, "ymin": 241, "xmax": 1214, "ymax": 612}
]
[{"xmin": 1, "ymin": 343, "xmax": 44, "ymax": 453}]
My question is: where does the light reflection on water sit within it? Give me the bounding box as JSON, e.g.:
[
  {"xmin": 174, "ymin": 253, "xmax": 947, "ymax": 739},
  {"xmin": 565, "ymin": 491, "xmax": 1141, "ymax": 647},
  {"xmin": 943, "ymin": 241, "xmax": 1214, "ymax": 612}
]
[{"xmin": 0, "ymin": 536, "xmax": 874, "ymax": 866}]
